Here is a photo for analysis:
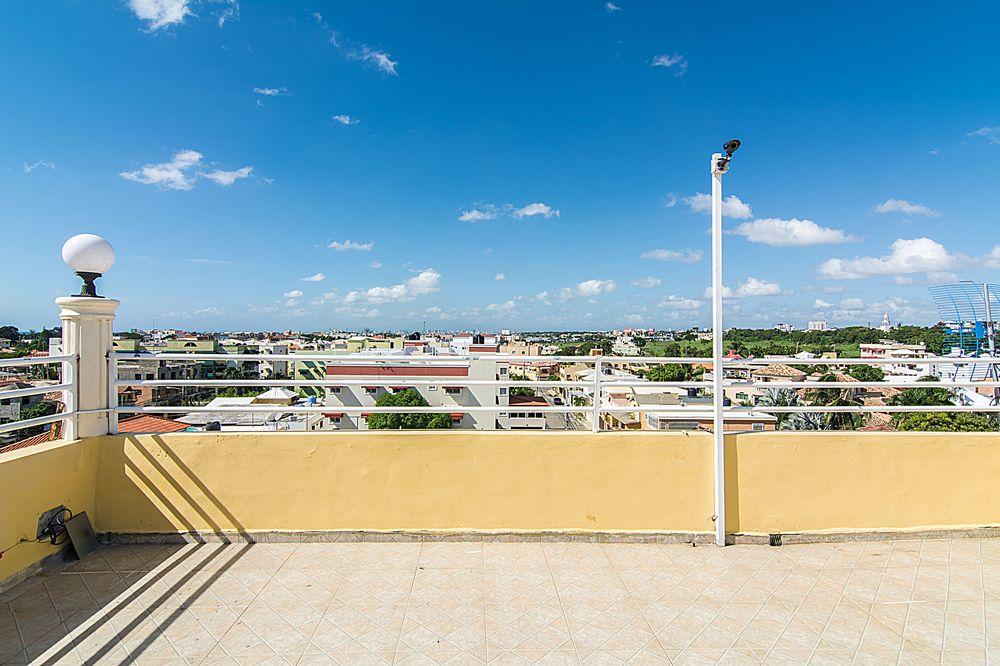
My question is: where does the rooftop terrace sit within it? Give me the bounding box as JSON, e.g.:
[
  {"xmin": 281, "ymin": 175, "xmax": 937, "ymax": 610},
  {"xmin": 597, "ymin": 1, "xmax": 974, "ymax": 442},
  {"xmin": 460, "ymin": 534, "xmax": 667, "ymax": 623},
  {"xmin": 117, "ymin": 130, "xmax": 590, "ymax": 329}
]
[{"xmin": 5, "ymin": 537, "xmax": 999, "ymax": 664}]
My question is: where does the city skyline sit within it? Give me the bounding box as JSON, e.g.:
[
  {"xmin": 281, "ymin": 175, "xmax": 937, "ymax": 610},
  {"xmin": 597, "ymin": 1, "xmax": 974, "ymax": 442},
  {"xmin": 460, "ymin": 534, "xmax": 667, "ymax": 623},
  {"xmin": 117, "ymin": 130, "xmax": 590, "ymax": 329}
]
[{"xmin": 3, "ymin": 2, "xmax": 999, "ymax": 331}]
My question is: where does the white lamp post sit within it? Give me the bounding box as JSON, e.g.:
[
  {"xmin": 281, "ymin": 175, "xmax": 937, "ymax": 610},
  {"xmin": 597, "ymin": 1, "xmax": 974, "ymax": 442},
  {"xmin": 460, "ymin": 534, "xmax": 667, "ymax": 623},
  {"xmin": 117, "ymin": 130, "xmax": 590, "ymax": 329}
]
[
  {"xmin": 711, "ymin": 139, "xmax": 740, "ymax": 547},
  {"xmin": 61, "ymin": 234, "xmax": 116, "ymax": 298},
  {"xmin": 56, "ymin": 234, "xmax": 120, "ymax": 437}
]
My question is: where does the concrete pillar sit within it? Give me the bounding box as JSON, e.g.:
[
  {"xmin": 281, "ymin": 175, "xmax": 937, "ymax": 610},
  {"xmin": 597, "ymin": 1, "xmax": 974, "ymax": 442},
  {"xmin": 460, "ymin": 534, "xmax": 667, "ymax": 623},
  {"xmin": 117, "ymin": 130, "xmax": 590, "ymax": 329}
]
[{"xmin": 56, "ymin": 296, "xmax": 120, "ymax": 438}]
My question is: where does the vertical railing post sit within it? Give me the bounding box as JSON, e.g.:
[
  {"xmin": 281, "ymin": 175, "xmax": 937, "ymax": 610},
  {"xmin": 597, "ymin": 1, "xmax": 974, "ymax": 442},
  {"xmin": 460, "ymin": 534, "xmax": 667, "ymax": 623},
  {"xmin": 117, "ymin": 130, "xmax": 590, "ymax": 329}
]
[
  {"xmin": 108, "ymin": 351, "xmax": 119, "ymax": 435},
  {"xmin": 592, "ymin": 357, "xmax": 602, "ymax": 433},
  {"xmin": 710, "ymin": 153, "xmax": 727, "ymax": 547},
  {"xmin": 56, "ymin": 296, "xmax": 120, "ymax": 437},
  {"xmin": 62, "ymin": 354, "xmax": 78, "ymax": 441}
]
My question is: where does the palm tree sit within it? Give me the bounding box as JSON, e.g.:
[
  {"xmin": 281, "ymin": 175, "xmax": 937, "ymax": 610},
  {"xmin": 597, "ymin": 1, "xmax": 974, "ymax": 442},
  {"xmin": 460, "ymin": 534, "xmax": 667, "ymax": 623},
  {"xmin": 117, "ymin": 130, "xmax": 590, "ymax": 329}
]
[
  {"xmin": 755, "ymin": 388, "xmax": 825, "ymax": 430},
  {"xmin": 805, "ymin": 373, "xmax": 863, "ymax": 430}
]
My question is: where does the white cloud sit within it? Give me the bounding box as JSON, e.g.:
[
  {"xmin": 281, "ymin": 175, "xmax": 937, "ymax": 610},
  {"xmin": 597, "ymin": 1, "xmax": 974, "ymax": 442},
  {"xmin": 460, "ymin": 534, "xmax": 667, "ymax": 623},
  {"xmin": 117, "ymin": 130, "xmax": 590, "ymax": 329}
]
[
  {"xmin": 663, "ymin": 193, "xmax": 677, "ymax": 208},
  {"xmin": 968, "ymin": 127, "xmax": 1000, "ymax": 145},
  {"xmin": 458, "ymin": 208, "xmax": 497, "ymax": 222},
  {"xmin": 651, "ymin": 53, "xmax": 687, "ymax": 76},
  {"xmin": 818, "ymin": 237, "xmax": 960, "ymax": 280},
  {"xmin": 576, "ymin": 279, "xmax": 617, "ymax": 296},
  {"xmin": 357, "ymin": 268, "xmax": 441, "ymax": 304},
  {"xmin": 839, "ymin": 298, "xmax": 865, "ymax": 311},
  {"xmin": 494, "ymin": 273, "xmax": 506, "ymax": 281},
  {"xmin": 512, "ymin": 202, "xmax": 559, "ymax": 219},
  {"xmin": 328, "ymin": 240, "xmax": 374, "ymax": 251},
  {"xmin": 487, "ymin": 300, "xmax": 516, "ymax": 313},
  {"xmin": 873, "ymin": 198, "xmax": 940, "ymax": 217},
  {"xmin": 641, "ymin": 248, "xmax": 702, "ymax": 263},
  {"xmin": 300, "ymin": 273, "xmax": 326, "ymax": 282},
  {"xmin": 630, "ymin": 277, "xmax": 662, "ymax": 288},
  {"xmin": 657, "ymin": 295, "xmax": 701, "ymax": 310},
  {"xmin": 814, "ymin": 299, "xmax": 833, "ymax": 308},
  {"xmin": 929, "ymin": 148, "xmax": 940, "ymax": 156},
  {"xmin": 199, "ymin": 166, "xmax": 253, "ymax": 186},
  {"xmin": 283, "ymin": 289, "xmax": 303, "ymax": 298},
  {"xmin": 217, "ymin": 0, "xmax": 239, "ymax": 26},
  {"xmin": 605, "ymin": 2, "xmax": 621, "ymax": 11},
  {"xmin": 23, "ymin": 160, "xmax": 55, "ymax": 174},
  {"xmin": 705, "ymin": 277, "xmax": 783, "ymax": 298},
  {"xmin": 335, "ymin": 306, "xmax": 383, "ymax": 319},
  {"xmin": 732, "ymin": 218, "xmax": 859, "ymax": 246},
  {"xmin": 332, "ymin": 114, "xmax": 360, "ymax": 125},
  {"xmin": 685, "ymin": 192, "xmax": 752, "ymax": 219},
  {"xmin": 987, "ymin": 246, "xmax": 1000, "ymax": 269},
  {"xmin": 120, "ymin": 149, "xmax": 202, "ymax": 190},
  {"xmin": 253, "ymin": 87, "xmax": 288, "ymax": 97},
  {"xmin": 534, "ymin": 291, "xmax": 553, "ymax": 306},
  {"xmin": 362, "ymin": 49, "xmax": 398, "ymax": 76},
  {"xmin": 313, "ymin": 13, "xmax": 398, "ymax": 76},
  {"xmin": 370, "ymin": 260, "xmax": 382, "ymax": 269},
  {"xmin": 185, "ymin": 258, "xmax": 234, "ymax": 265},
  {"xmin": 127, "ymin": 0, "xmax": 192, "ymax": 30}
]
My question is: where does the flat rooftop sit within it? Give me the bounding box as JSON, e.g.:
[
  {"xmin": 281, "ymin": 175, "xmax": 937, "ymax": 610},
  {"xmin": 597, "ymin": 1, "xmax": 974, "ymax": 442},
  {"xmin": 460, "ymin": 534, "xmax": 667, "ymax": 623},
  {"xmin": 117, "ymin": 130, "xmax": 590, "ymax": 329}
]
[{"xmin": 1, "ymin": 536, "xmax": 995, "ymax": 663}]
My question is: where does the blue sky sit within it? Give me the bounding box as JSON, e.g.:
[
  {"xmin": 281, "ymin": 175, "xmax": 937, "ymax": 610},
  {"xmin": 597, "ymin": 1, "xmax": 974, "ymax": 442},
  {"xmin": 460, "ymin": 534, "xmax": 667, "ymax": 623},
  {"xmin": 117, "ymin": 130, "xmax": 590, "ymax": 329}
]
[{"xmin": 2, "ymin": 1, "xmax": 999, "ymax": 332}]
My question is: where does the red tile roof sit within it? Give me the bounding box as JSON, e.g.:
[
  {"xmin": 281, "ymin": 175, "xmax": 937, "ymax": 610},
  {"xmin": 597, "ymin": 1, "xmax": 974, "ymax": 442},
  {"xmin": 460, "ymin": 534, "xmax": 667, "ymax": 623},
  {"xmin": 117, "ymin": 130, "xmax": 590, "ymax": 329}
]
[
  {"xmin": 0, "ymin": 422, "xmax": 62, "ymax": 454},
  {"xmin": 118, "ymin": 415, "xmax": 189, "ymax": 433}
]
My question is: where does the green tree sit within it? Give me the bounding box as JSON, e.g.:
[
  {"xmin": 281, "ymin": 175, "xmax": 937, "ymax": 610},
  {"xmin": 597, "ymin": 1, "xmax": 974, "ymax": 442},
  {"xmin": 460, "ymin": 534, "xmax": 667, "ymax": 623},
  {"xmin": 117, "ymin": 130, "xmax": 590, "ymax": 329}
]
[
  {"xmin": 0, "ymin": 326, "xmax": 19, "ymax": 343},
  {"xmin": 644, "ymin": 364, "xmax": 690, "ymax": 382},
  {"xmin": 755, "ymin": 388, "xmax": 826, "ymax": 430},
  {"xmin": 885, "ymin": 377, "xmax": 970, "ymax": 430},
  {"xmin": 20, "ymin": 400, "xmax": 58, "ymax": 421},
  {"xmin": 366, "ymin": 389, "xmax": 453, "ymax": 430},
  {"xmin": 848, "ymin": 364, "xmax": 885, "ymax": 383},
  {"xmin": 806, "ymin": 373, "xmax": 863, "ymax": 430},
  {"xmin": 508, "ymin": 373, "xmax": 536, "ymax": 397},
  {"xmin": 894, "ymin": 412, "xmax": 996, "ymax": 432}
]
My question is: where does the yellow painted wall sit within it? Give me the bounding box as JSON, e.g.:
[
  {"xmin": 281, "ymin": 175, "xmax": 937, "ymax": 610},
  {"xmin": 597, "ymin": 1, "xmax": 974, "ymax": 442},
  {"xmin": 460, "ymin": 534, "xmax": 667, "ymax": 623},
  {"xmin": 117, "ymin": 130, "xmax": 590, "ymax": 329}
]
[
  {"xmin": 726, "ymin": 432, "xmax": 1000, "ymax": 535},
  {"xmin": 6, "ymin": 430, "xmax": 1000, "ymax": 585},
  {"xmin": 0, "ymin": 439, "xmax": 98, "ymax": 584},
  {"xmin": 92, "ymin": 432, "xmax": 716, "ymax": 535}
]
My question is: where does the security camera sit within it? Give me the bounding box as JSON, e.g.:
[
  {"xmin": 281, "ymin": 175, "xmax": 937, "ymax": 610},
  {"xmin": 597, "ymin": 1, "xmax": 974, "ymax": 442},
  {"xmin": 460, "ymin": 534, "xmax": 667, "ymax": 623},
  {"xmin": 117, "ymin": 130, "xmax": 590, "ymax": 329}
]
[{"xmin": 723, "ymin": 139, "xmax": 741, "ymax": 158}]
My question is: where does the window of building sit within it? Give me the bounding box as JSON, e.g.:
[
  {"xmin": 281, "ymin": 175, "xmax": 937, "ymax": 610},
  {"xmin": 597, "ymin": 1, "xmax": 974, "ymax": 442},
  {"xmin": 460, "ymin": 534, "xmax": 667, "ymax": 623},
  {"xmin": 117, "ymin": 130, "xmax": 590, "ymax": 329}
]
[
  {"xmin": 364, "ymin": 387, "xmax": 378, "ymax": 394},
  {"xmin": 499, "ymin": 367, "xmax": 508, "ymax": 375},
  {"xmin": 667, "ymin": 421, "xmax": 700, "ymax": 431},
  {"xmin": 444, "ymin": 387, "xmax": 461, "ymax": 395},
  {"xmin": 735, "ymin": 392, "xmax": 748, "ymax": 401},
  {"xmin": 329, "ymin": 386, "xmax": 341, "ymax": 394},
  {"xmin": 752, "ymin": 422, "xmax": 765, "ymax": 432},
  {"xmin": 498, "ymin": 387, "xmax": 508, "ymax": 395}
]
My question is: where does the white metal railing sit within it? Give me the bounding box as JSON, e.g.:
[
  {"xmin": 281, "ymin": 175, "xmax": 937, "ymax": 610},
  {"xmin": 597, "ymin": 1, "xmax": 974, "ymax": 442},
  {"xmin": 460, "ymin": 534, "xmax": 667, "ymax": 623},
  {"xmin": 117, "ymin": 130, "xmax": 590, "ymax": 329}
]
[
  {"xmin": 0, "ymin": 354, "xmax": 78, "ymax": 441},
  {"xmin": 108, "ymin": 350, "xmax": 1000, "ymax": 432}
]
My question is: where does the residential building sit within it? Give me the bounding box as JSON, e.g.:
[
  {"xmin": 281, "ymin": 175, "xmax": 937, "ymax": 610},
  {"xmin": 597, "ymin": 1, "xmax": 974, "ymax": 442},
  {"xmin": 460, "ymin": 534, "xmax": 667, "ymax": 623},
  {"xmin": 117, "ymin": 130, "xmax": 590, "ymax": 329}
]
[
  {"xmin": 808, "ymin": 320, "xmax": 829, "ymax": 331},
  {"xmin": 323, "ymin": 353, "xmax": 511, "ymax": 430}
]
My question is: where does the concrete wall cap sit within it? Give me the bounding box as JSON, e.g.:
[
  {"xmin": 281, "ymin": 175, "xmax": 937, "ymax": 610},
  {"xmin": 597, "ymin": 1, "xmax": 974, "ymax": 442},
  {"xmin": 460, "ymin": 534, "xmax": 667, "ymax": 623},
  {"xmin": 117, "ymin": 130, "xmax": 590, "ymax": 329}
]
[{"xmin": 55, "ymin": 296, "xmax": 121, "ymax": 317}]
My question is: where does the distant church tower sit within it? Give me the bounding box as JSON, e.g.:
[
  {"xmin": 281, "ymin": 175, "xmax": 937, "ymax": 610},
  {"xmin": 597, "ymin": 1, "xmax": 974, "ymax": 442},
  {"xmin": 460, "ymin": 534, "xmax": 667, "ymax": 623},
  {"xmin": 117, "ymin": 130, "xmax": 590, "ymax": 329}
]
[{"xmin": 879, "ymin": 312, "xmax": 891, "ymax": 332}]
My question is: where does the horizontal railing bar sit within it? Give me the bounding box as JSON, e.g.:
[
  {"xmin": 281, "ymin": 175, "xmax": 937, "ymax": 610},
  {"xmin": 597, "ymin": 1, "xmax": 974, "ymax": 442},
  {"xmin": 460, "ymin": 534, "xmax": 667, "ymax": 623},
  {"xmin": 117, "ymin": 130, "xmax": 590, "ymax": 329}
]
[
  {"xmin": 0, "ymin": 383, "xmax": 73, "ymax": 400},
  {"xmin": 728, "ymin": 356, "xmax": 994, "ymax": 366},
  {"xmin": 0, "ymin": 354, "xmax": 75, "ymax": 368},
  {"xmin": 728, "ymin": 405, "xmax": 1000, "ymax": 413},
  {"xmin": 114, "ymin": 379, "xmax": 596, "ymax": 388},
  {"xmin": 111, "ymin": 352, "xmax": 712, "ymax": 364},
  {"xmin": 119, "ymin": 405, "xmax": 589, "ymax": 414},
  {"xmin": 110, "ymin": 378, "xmax": 1000, "ymax": 390},
  {"xmin": 0, "ymin": 411, "xmax": 72, "ymax": 435},
  {"xmin": 723, "ymin": 381, "xmax": 1000, "ymax": 389}
]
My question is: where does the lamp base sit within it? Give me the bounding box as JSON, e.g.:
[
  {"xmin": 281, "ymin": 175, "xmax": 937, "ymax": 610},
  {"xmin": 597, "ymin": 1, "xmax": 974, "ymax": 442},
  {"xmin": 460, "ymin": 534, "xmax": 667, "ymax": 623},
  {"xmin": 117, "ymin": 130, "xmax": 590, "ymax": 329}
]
[{"xmin": 75, "ymin": 272, "xmax": 104, "ymax": 298}]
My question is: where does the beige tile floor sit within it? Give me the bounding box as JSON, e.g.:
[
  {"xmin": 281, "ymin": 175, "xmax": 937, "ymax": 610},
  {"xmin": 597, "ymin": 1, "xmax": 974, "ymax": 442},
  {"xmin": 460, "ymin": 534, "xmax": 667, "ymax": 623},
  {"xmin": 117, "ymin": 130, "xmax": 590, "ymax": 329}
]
[{"xmin": 1, "ymin": 537, "xmax": 999, "ymax": 664}]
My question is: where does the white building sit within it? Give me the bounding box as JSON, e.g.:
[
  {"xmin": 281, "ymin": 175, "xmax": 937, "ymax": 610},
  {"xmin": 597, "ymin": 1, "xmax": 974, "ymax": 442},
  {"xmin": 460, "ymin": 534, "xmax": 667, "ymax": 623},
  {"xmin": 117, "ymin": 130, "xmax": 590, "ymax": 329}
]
[
  {"xmin": 323, "ymin": 352, "xmax": 513, "ymax": 430},
  {"xmin": 807, "ymin": 321, "xmax": 828, "ymax": 332}
]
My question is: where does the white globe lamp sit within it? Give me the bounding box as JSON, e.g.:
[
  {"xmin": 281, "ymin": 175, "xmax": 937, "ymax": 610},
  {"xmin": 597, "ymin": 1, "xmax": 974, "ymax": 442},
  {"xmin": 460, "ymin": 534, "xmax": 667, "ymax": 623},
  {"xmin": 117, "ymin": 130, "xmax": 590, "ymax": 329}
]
[{"xmin": 61, "ymin": 234, "xmax": 115, "ymax": 298}]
